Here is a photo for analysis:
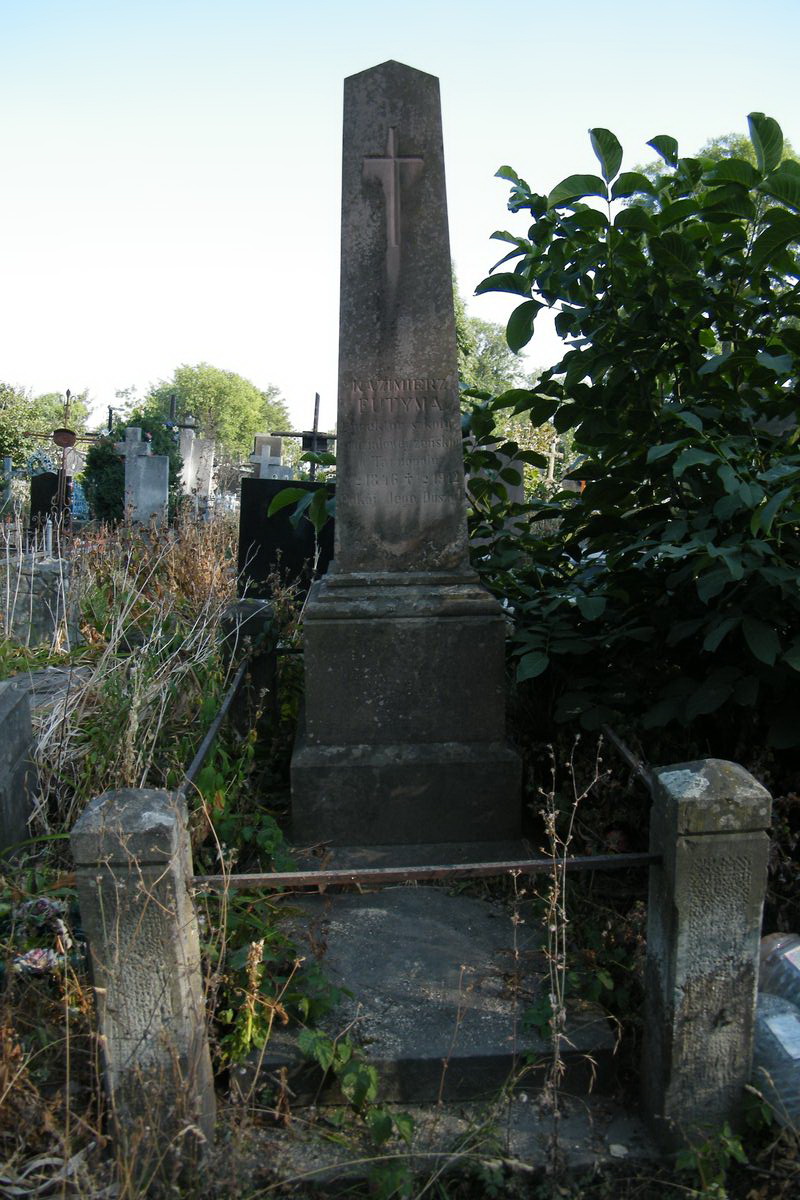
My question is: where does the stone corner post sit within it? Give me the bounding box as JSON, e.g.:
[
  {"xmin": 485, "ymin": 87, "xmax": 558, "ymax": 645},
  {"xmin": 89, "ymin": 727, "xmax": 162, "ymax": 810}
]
[
  {"xmin": 642, "ymin": 758, "xmax": 771, "ymax": 1148},
  {"xmin": 71, "ymin": 788, "xmax": 215, "ymax": 1165}
]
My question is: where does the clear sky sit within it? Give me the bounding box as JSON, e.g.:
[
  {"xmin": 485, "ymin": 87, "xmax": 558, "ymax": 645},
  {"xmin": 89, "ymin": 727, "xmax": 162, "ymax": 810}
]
[{"xmin": 2, "ymin": 0, "xmax": 798, "ymax": 432}]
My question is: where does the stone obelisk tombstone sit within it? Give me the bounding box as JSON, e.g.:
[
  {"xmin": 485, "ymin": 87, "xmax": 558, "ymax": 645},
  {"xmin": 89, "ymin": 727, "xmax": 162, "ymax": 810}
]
[{"xmin": 292, "ymin": 61, "xmax": 521, "ymax": 846}]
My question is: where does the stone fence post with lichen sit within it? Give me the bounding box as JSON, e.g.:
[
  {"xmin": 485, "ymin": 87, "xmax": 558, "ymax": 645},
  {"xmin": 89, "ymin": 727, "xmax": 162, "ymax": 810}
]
[
  {"xmin": 71, "ymin": 788, "xmax": 215, "ymax": 1177},
  {"xmin": 642, "ymin": 758, "xmax": 772, "ymax": 1147}
]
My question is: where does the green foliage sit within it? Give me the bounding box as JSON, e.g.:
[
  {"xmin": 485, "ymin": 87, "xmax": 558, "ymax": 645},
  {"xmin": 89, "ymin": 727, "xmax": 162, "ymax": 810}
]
[
  {"xmin": 297, "ymin": 1027, "xmax": 415, "ymax": 1154},
  {"xmin": 632, "ymin": 125, "xmax": 798, "ymax": 213},
  {"xmin": 475, "ymin": 114, "xmax": 800, "ymax": 749},
  {"xmin": 0, "ymin": 384, "xmax": 89, "ymax": 467},
  {"xmin": 676, "ymin": 1122, "xmax": 748, "ymax": 1198},
  {"xmin": 82, "ymin": 435, "xmax": 125, "ymax": 522},
  {"xmin": 145, "ymin": 362, "xmax": 289, "ymax": 458},
  {"xmin": 33, "ymin": 389, "xmax": 90, "ymax": 434}
]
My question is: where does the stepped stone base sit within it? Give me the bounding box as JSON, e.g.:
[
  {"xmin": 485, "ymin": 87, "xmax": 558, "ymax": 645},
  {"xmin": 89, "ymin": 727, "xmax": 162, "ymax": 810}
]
[
  {"xmin": 291, "ymin": 569, "xmax": 522, "ymax": 846},
  {"xmin": 292, "ymin": 735, "xmax": 521, "ymax": 845}
]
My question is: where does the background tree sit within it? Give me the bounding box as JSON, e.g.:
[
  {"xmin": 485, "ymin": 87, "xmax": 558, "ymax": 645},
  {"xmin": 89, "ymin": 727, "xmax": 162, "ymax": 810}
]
[
  {"xmin": 144, "ymin": 363, "xmax": 289, "ymax": 458},
  {"xmin": 32, "ymin": 390, "xmax": 90, "ymax": 434},
  {"xmin": 0, "ymin": 385, "xmax": 90, "ymax": 466},
  {"xmin": 0, "ymin": 383, "xmax": 32, "ymax": 465}
]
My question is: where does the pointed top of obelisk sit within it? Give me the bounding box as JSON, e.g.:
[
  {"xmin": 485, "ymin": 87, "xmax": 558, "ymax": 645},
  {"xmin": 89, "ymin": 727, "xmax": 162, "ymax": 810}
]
[{"xmin": 345, "ymin": 59, "xmax": 439, "ymax": 87}]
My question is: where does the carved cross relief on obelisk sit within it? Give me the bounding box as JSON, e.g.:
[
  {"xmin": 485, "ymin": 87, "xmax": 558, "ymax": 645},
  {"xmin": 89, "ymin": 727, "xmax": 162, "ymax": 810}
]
[{"xmin": 363, "ymin": 126, "xmax": 423, "ymax": 302}]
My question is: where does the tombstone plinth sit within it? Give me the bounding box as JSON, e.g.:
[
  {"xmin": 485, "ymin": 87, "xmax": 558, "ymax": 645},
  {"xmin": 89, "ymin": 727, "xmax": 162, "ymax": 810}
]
[{"xmin": 292, "ymin": 61, "xmax": 521, "ymax": 846}]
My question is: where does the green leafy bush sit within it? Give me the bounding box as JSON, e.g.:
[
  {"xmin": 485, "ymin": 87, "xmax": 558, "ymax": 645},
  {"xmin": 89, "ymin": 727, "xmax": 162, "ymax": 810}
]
[{"xmin": 475, "ymin": 113, "xmax": 800, "ymax": 749}]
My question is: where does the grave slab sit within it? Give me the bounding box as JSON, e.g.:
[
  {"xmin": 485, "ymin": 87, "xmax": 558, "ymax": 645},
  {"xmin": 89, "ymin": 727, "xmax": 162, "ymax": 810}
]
[{"xmin": 247, "ymin": 887, "xmax": 615, "ymax": 1103}]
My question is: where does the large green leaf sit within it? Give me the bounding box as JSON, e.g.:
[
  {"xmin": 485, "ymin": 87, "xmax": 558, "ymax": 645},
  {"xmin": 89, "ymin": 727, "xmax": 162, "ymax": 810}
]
[
  {"xmin": 747, "ymin": 112, "xmax": 783, "ymax": 174},
  {"xmin": 506, "ymin": 299, "xmax": 544, "ymax": 352},
  {"xmin": 700, "ymin": 185, "xmax": 756, "ymax": 222},
  {"xmin": 646, "ymin": 439, "xmax": 687, "ymax": 463},
  {"xmin": 611, "ymin": 171, "xmax": 656, "ymax": 199},
  {"xmin": 576, "ymin": 594, "xmax": 606, "ymax": 620},
  {"xmin": 547, "ymin": 174, "xmax": 608, "ymax": 208},
  {"xmin": 649, "ymin": 232, "xmax": 698, "ymax": 276},
  {"xmin": 686, "ymin": 675, "xmax": 734, "ymax": 719},
  {"xmin": 516, "ymin": 650, "xmax": 549, "ymax": 681},
  {"xmin": 647, "ymin": 134, "xmax": 679, "ymax": 167},
  {"xmin": 760, "ymin": 160, "xmax": 800, "ymax": 213},
  {"xmin": 615, "ymin": 207, "xmax": 654, "ymax": 233},
  {"xmin": 696, "ymin": 569, "xmax": 729, "ymax": 603},
  {"xmin": 783, "ymin": 642, "xmax": 800, "ymax": 672},
  {"xmin": 749, "ymin": 212, "xmax": 800, "ymax": 272},
  {"xmin": 703, "ymin": 616, "xmax": 740, "ymax": 653},
  {"xmin": 658, "ymin": 198, "xmax": 700, "ymax": 228},
  {"xmin": 475, "ymin": 271, "xmax": 532, "ymax": 297},
  {"xmin": 754, "ymin": 486, "xmax": 793, "ymax": 534},
  {"xmin": 267, "ymin": 487, "xmax": 311, "ymax": 517},
  {"xmin": 589, "ymin": 128, "xmax": 623, "ymax": 183},
  {"xmin": 742, "ymin": 616, "xmax": 781, "ymax": 666},
  {"xmin": 755, "ymin": 350, "xmax": 793, "ymax": 375},
  {"xmin": 704, "ymin": 158, "xmax": 760, "ymax": 188}
]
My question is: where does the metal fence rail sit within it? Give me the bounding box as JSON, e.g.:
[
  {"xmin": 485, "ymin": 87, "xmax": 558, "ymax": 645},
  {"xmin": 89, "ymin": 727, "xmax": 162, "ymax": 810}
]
[
  {"xmin": 176, "ymin": 655, "xmax": 251, "ymax": 801},
  {"xmin": 191, "ymin": 851, "xmax": 660, "ymax": 891}
]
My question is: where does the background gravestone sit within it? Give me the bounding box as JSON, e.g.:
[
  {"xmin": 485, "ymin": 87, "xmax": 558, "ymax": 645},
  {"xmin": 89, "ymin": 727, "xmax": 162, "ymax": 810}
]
[
  {"xmin": 291, "ymin": 61, "xmax": 521, "ymax": 847},
  {"xmin": 237, "ymin": 477, "xmax": 334, "ymax": 598},
  {"xmin": 29, "ymin": 472, "xmax": 61, "ymax": 531},
  {"xmin": 114, "ymin": 428, "xmax": 169, "ymax": 525}
]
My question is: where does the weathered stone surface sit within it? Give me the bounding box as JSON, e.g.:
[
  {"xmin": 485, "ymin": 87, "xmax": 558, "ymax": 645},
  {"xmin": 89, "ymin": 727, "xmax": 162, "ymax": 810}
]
[
  {"xmin": 0, "ymin": 681, "xmax": 37, "ymax": 858},
  {"xmin": 652, "ymin": 759, "xmax": 771, "ymax": 834},
  {"xmin": 180, "ymin": 426, "xmax": 216, "ymax": 502},
  {"xmin": 642, "ymin": 759, "xmax": 771, "ymax": 1147},
  {"xmin": 240, "ymin": 1094, "xmax": 660, "ymax": 1192},
  {"xmin": 0, "ymin": 555, "xmax": 78, "ymax": 647},
  {"xmin": 335, "ymin": 61, "xmax": 466, "ymax": 574},
  {"xmin": 301, "ymin": 579, "xmax": 507, "ymax": 745},
  {"xmin": 292, "ymin": 61, "xmax": 521, "ymax": 845},
  {"xmin": 114, "ymin": 427, "xmax": 169, "ymax": 524},
  {"xmin": 71, "ymin": 789, "xmax": 215, "ymax": 1156},
  {"xmin": 293, "ymin": 736, "xmax": 521, "ymax": 845},
  {"xmin": 247, "ymin": 888, "xmax": 614, "ymax": 1103}
]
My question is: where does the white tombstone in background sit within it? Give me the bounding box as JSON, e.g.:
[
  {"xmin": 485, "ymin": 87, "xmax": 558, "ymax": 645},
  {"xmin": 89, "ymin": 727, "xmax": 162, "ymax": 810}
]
[
  {"xmin": 179, "ymin": 424, "xmax": 216, "ymax": 507},
  {"xmin": 114, "ymin": 428, "xmax": 169, "ymax": 525},
  {"xmin": 249, "ymin": 434, "xmax": 293, "ymax": 480}
]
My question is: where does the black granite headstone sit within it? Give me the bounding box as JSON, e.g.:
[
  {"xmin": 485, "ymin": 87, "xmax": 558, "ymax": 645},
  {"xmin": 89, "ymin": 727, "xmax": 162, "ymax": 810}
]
[
  {"xmin": 29, "ymin": 473, "xmax": 60, "ymax": 530},
  {"xmin": 237, "ymin": 478, "xmax": 335, "ymax": 599}
]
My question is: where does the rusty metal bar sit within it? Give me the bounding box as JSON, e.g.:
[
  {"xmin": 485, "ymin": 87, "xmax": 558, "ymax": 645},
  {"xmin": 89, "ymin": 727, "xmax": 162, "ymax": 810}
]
[
  {"xmin": 176, "ymin": 656, "xmax": 251, "ymax": 800},
  {"xmin": 191, "ymin": 851, "xmax": 660, "ymax": 892},
  {"xmin": 601, "ymin": 724, "xmax": 658, "ymax": 791}
]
